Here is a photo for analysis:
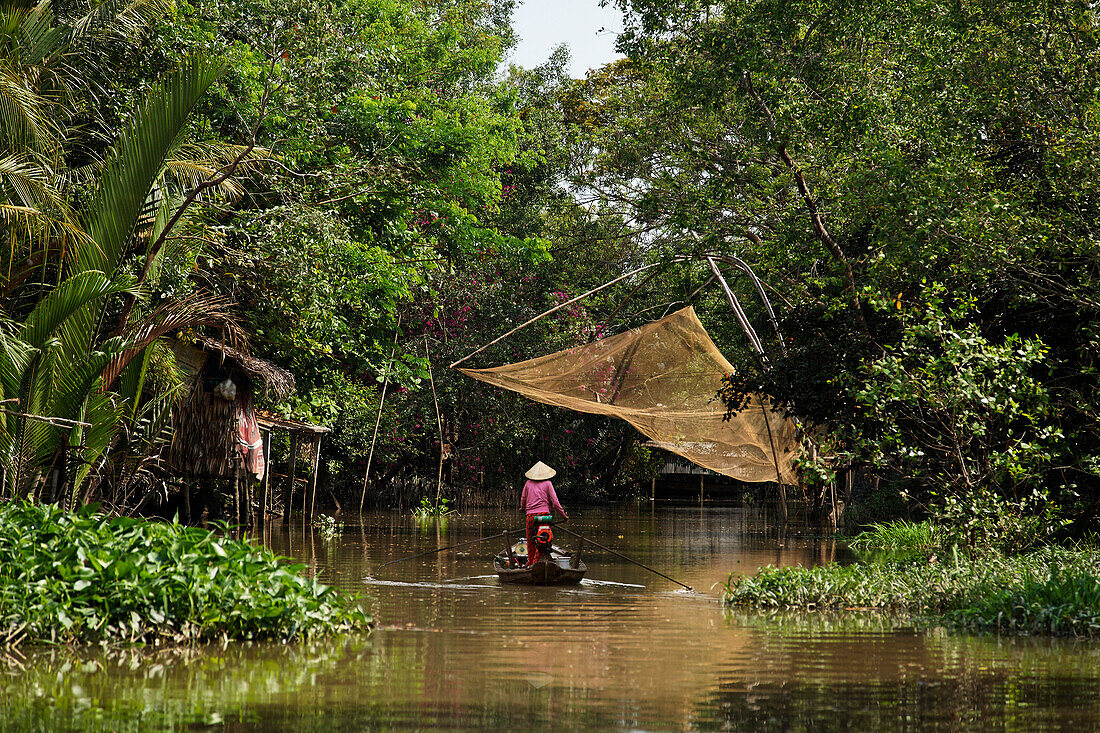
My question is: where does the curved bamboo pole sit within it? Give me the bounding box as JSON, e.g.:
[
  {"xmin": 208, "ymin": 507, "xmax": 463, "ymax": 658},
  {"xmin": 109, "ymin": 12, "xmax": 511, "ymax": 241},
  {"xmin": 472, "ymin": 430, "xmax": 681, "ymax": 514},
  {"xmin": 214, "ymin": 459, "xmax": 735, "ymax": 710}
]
[{"xmin": 448, "ymin": 259, "xmax": 688, "ymax": 369}]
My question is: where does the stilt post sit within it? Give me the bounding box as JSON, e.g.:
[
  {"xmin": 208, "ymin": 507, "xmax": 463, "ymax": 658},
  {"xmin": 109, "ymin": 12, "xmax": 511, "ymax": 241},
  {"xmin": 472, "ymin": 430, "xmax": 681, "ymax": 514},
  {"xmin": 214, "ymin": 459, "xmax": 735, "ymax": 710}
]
[
  {"xmin": 260, "ymin": 429, "xmax": 272, "ymax": 522},
  {"xmin": 283, "ymin": 433, "xmax": 300, "ymax": 521}
]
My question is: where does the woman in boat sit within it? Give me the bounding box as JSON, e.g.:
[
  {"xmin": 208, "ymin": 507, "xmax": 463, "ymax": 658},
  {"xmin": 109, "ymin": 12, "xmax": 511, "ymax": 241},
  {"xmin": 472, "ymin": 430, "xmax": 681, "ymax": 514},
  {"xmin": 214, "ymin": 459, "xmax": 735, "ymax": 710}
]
[{"xmin": 520, "ymin": 461, "xmax": 568, "ymax": 566}]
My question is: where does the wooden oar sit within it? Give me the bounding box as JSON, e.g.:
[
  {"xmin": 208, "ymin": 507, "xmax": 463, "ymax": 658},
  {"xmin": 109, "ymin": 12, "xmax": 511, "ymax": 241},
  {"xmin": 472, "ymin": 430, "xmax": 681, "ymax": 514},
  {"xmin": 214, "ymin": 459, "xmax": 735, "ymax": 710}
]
[
  {"xmin": 555, "ymin": 526, "xmax": 694, "ymax": 591},
  {"xmin": 374, "ymin": 529, "xmax": 525, "ymax": 571}
]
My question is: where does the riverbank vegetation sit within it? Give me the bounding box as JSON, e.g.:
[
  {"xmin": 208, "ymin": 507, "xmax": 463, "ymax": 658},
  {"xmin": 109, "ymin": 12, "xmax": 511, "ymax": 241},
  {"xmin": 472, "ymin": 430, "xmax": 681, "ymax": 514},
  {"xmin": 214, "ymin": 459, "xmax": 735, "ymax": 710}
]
[
  {"xmin": 727, "ymin": 518, "xmax": 1100, "ymax": 637},
  {"xmin": 725, "ymin": 543, "xmax": 1100, "ymax": 638},
  {"xmin": 0, "ymin": 502, "xmax": 368, "ymax": 646},
  {"xmin": 1, "ymin": 0, "xmax": 1098, "ymax": 550}
]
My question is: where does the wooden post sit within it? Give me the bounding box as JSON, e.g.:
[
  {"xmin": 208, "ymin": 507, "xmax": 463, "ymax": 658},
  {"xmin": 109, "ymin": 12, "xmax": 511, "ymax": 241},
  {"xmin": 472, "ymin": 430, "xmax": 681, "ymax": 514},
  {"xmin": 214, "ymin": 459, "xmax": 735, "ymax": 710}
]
[
  {"xmin": 183, "ymin": 480, "xmax": 192, "ymax": 524},
  {"xmin": 301, "ymin": 441, "xmax": 309, "ymax": 518},
  {"xmin": 758, "ymin": 399, "xmax": 788, "ymax": 523},
  {"xmin": 829, "ymin": 476, "xmax": 838, "ymax": 532},
  {"xmin": 306, "ymin": 437, "xmax": 320, "ymax": 521},
  {"xmin": 237, "ymin": 468, "xmax": 250, "ymax": 530},
  {"xmin": 651, "ymin": 477, "xmax": 656, "ymax": 503},
  {"xmin": 233, "ymin": 468, "xmax": 241, "ymax": 527},
  {"xmin": 360, "ymin": 315, "xmax": 400, "ymax": 514},
  {"xmin": 58, "ymin": 443, "xmax": 70, "ymax": 509},
  {"xmin": 244, "ymin": 472, "xmax": 254, "ymax": 531},
  {"xmin": 283, "ymin": 433, "xmax": 300, "ymax": 521},
  {"xmin": 699, "ymin": 473, "xmax": 704, "ymax": 505},
  {"xmin": 260, "ymin": 429, "xmax": 272, "ymax": 523},
  {"xmin": 425, "ymin": 336, "xmax": 444, "ymax": 505}
]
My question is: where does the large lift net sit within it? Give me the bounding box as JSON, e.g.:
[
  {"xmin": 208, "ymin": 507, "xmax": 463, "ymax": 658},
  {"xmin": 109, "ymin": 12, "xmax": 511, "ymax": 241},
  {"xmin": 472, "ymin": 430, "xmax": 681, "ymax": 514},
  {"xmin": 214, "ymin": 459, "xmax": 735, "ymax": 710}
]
[{"xmin": 459, "ymin": 306, "xmax": 800, "ymax": 483}]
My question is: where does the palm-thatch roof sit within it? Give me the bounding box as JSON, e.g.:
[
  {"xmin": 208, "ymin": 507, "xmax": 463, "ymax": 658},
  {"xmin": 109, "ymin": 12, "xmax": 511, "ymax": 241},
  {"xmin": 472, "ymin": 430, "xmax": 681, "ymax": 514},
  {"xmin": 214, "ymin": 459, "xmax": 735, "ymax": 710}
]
[
  {"xmin": 168, "ymin": 337, "xmax": 295, "ymax": 478},
  {"xmin": 192, "ymin": 336, "xmax": 294, "ymax": 400}
]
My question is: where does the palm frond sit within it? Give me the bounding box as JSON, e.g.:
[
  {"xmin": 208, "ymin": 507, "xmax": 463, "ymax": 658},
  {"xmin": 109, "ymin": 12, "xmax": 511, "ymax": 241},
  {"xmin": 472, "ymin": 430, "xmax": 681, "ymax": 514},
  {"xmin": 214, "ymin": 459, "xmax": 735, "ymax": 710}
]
[
  {"xmin": 78, "ymin": 56, "xmax": 223, "ymax": 277},
  {"xmin": 163, "ymin": 159, "xmax": 244, "ymax": 201},
  {"xmin": 0, "ymin": 155, "xmax": 80, "ymax": 251},
  {"xmin": 17, "ymin": 269, "xmax": 135, "ymax": 350},
  {"xmin": 11, "ymin": 0, "xmax": 66, "ymax": 66},
  {"xmin": 69, "ymin": 388, "xmax": 126, "ymax": 492},
  {"xmin": 67, "ymin": 0, "xmax": 172, "ymax": 44},
  {"xmin": 100, "ymin": 290, "xmax": 240, "ymax": 387},
  {"xmin": 0, "ymin": 60, "xmax": 56, "ymax": 152}
]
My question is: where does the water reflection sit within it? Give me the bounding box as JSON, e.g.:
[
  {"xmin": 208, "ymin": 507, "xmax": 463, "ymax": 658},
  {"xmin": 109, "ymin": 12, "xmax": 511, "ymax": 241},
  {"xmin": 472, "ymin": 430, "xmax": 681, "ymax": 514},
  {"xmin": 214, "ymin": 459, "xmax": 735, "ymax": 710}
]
[{"xmin": 2, "ymin": 505, "xmax": 1099, "ymax": 730}]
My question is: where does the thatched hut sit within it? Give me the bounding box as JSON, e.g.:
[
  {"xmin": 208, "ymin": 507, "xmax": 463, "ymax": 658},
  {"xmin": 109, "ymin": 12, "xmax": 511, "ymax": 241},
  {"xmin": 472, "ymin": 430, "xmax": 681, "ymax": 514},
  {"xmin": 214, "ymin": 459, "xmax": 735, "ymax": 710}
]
[{"xmin": 169, "ymin": 337, "xmax": 297, "ymax": 526}]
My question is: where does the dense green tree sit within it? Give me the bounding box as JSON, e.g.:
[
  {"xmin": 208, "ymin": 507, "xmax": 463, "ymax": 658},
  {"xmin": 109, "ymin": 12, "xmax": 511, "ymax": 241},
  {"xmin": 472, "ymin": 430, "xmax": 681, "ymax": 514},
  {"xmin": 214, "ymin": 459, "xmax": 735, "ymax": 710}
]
[{"xmin": 573, "ymin": 0, "xmax": 1100, "ymax": 529}]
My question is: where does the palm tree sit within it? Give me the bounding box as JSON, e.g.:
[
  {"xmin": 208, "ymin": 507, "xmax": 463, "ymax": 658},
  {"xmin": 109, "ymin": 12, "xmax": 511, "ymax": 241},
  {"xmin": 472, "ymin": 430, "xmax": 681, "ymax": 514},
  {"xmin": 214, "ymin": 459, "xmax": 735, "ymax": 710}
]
[
  {"xmin": 0, "ymin": 0, "xmax": 264, "ymax": 507},
  {"xmin": 0, "ymin": 55, "xmax": 229, "ymax": 500}
]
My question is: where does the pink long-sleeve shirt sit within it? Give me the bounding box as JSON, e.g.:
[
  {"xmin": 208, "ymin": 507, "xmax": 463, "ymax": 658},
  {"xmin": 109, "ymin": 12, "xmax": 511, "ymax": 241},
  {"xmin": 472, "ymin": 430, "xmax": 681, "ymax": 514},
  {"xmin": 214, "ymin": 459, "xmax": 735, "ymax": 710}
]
[{"xmin": 520, "ymin": 479, "xmax": 565, "ymax": 516}]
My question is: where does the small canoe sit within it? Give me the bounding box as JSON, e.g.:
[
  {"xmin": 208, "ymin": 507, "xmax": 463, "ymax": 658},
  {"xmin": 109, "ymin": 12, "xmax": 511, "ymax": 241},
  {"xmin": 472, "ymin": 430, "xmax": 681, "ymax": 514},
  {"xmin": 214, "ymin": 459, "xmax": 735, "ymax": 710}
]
[{"xmin": 494, "ymin": 548, "xmax": 587, "ymax": 585}]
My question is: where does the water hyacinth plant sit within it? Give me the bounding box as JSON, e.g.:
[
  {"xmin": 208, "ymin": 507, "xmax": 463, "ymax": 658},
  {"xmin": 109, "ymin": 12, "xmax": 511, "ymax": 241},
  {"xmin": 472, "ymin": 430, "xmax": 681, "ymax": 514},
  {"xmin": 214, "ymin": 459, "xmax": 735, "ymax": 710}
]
[
  {"xmin": 723, "ymin": 546, "xmax": 1100, "ymax": 638},
  {"xmin": 0, "ymin": 502, "xmax": 370, "ymax": 646},
  {"xmin": 412, "ymin": 496, "xmax": 457, "ymax": 520},
  {"xmin": 314, "ymin": 514, "xmax": 343, "ymax": 542}
]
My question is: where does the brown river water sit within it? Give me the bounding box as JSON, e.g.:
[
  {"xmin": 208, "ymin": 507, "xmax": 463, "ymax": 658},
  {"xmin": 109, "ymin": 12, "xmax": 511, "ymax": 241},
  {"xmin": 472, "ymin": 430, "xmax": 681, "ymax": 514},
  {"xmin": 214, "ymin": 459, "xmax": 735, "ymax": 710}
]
[{"xmin": 3, "ymin": 504, "xmax": 1100, "ymax": 731}]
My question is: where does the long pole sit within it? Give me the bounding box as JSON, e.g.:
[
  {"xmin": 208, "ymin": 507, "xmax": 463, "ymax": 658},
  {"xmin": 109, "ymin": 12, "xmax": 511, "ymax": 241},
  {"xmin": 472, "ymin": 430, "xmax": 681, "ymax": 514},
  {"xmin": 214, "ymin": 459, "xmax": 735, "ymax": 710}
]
[
  {"xmin": 374, "ymin": 529, "xmax": 524, "ymax": 571},
  {"xmin": 449, "ymin": 252, "xmax": 776, "ymax": 371},
  {"xmin": 360, "ymin": 315, "xmax": 401, "ymax": 513},
  {"xmin": 555, "ymin": 526, "xmax": 694, "ymax": 591},
  {"xmin": 425, "ymin": 335, "xmax": 444, "ymax": 505},
  {"xmin": 758, "ymin": 399, "xmax": 787, "ymax": 522}
]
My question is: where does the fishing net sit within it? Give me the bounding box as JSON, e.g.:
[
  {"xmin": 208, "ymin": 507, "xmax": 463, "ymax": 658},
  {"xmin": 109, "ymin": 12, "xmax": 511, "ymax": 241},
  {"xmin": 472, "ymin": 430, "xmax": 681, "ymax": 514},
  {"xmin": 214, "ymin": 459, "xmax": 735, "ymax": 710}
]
[{"xmin": 459, "ymin": 306, "xmax": 801, "ymax": 483}]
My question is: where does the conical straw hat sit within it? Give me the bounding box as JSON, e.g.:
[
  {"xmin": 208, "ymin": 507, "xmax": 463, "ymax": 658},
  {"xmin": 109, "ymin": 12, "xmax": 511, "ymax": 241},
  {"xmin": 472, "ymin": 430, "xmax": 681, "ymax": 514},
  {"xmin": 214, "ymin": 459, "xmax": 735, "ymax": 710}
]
[{"xmin": 525, "ymin": 461, "xmax": 556, "ymax": 480}]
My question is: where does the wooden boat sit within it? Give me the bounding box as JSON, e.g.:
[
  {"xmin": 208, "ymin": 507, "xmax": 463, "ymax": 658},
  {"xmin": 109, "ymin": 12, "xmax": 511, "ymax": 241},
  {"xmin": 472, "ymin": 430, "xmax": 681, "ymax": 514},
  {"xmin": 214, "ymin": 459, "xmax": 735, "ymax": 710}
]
[{"xmin": 494, "ymin": 544, "xmax": 587, "ymax": 585}]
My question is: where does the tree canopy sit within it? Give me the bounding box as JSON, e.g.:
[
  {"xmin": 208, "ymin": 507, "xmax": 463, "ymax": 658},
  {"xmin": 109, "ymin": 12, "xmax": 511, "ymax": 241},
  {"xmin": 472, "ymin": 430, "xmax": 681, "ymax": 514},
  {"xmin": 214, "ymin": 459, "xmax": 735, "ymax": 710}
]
[{"xmin": 2, "ymin": 0, "xmax": 1098, "ymax": 537}]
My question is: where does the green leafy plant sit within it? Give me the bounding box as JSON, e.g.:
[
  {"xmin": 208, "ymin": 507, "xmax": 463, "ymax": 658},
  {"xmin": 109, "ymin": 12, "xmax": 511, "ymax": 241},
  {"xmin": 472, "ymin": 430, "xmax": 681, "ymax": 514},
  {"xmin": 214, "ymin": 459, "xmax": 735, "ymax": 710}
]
[
  {"xmin": 313, "ymin": 514, "xmax": 343, "ymax": 542},
  {"xmin": 849, "ymin": 520, "xmax": 940, "ymax": 560},
  {"xmin": 0, "ymin": 502, "xmax": 370, "ymax": 646},
  {"xmin": 412, "ymin": 496, "xmax": 457, "ymax": 521},
  {"xmin": 932, "ymin": 487, "xmax": 1067, "ymax": 555}
]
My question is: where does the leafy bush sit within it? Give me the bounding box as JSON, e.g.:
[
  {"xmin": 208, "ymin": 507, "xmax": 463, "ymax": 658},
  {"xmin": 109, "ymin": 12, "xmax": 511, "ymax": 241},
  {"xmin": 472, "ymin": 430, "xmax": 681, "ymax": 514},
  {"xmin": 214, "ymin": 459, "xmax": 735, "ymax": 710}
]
[
  {"xmin": 723, "ymin": 546, "xmax": 1100, "ymax": 637},
  {"xmin": 932, "ymin": 487, "xmax": 1066, "ymax": 555},
  {"xmin": 849, "ymin": 293, "xmax": 1062, "ymax": 521},
  {"xmin": 0, "ymin": 502, "xmax": 370, "ymax": 646}
]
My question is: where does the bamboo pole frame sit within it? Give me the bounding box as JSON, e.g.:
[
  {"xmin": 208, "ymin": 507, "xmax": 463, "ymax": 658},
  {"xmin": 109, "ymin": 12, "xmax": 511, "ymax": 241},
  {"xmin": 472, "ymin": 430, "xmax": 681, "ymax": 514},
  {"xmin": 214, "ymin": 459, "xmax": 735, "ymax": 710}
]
[
  {"xmin": 447, "ymin": 250, "xmax": 811, "ymax": 523},
  {"xmin": 282, "ymin": 433, "xmax": 299, "ymax": 521}
]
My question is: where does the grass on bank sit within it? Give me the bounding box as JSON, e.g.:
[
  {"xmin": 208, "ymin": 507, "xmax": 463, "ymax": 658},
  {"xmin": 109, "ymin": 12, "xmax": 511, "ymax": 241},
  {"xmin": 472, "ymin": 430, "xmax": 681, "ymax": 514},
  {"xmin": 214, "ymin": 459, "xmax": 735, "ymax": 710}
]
[
  {"xmin": 724, "ymin": 528, "xmax": 1100, "ymax": 637},
  {"xmin": 0, "ymin": 501, "xmax": 370, "ymax": 646},
  {"xmin": 848, "ymin": 520, "xmax": 941, "ymax": 555}
]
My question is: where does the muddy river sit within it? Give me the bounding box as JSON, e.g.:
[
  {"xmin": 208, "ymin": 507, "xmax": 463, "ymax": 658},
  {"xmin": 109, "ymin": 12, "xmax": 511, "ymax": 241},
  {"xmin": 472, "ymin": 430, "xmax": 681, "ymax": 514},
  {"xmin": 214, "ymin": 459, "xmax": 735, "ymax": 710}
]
[{"xmin": 3, "ymin": 505, "xmax": 1099, "ymax": 730}]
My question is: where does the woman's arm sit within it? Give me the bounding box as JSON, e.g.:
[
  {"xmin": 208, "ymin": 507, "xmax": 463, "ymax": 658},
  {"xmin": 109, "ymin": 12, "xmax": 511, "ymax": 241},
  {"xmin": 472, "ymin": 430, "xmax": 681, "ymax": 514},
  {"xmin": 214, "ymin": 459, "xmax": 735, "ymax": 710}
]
[
  {"xmin": 547, "ymin": 482, "xmax": 567, "ymax": 520},
  {"xmin": 520, "ymin": 480, "xmax": 529, "ymax": 511}
]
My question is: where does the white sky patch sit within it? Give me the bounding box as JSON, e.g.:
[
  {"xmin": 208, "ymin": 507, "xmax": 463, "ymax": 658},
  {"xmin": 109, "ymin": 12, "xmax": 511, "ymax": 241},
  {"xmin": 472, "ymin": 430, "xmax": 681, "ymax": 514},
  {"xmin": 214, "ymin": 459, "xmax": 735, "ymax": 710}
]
[{"xmin": 508, "ymin": 0, "xmax": 624, "ymax": 77}]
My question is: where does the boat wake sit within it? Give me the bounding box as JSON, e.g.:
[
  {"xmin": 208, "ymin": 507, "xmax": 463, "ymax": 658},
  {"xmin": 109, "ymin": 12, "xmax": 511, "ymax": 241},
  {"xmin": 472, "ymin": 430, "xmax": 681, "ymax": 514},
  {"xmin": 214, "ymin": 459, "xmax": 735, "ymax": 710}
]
[
  {"xmin": 362, "ymin": 577, "xmax": 496, "ymax": 590},
  {"xmin": 362, "ymin": 575, "xmax": 646, "ymax": 590},
  {"xmin": 579, "ymin": 579, "xmax": 645, "ymax": 589}
]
